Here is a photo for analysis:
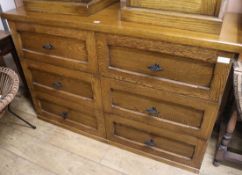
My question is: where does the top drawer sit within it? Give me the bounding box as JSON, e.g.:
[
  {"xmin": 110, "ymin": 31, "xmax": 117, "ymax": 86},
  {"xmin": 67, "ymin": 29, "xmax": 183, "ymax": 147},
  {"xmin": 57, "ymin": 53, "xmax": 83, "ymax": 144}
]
[
  {"xmin": 97, "ymin": 34, "xmax": 233, "ymax": 101},
  {"xmin": 16, "ymin": 23, "xmax": 97, "ymax": 73},
  {"xmin": 126, "ymin": 0, "xmax": 221, "ymax": 16}
]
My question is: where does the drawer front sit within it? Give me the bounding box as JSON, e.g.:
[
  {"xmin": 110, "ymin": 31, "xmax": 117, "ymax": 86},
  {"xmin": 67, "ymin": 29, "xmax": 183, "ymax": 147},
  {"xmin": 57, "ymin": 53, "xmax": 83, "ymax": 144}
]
[
  {"xmin": 36, "ymin": 92, "xmax": 105, "ymax": 137},
  {"xmin": 126, "ymin": 0, "xmax": 219, "ymax": 16},
  {"xmin": 16, "ymin": 23, "xmax": 97, "ymax": 73},
  {"xmin": 24, "ymin": 60, "xmax": 102, "ymax": 110},
  {"xmin": 101, "ymin": 78, "xmax": 218, "ymax": 139},
  {"xmin": 97, "ymin": 34, "xmax": 232, "ymax": 101},
  {"xmin": 31, "ymin": 68, "xmax": 93, "ymax": 99},
  {"xmin": 21, "ymin": 32, "xmax": 87, "ymax": 62},
  {"xmin": 106, "ymin": 114, "xmax": 206, "ymax": 169},
  {"xmin": 108, "ymin": 46, "xmax": 214, "ymax": 87}
]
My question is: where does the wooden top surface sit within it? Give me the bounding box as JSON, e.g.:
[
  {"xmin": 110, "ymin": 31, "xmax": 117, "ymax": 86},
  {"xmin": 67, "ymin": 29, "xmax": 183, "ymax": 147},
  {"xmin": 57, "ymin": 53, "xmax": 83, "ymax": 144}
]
[{"xmin": 2, "ymin": 3, "xmax": 242, "ymax": 53}]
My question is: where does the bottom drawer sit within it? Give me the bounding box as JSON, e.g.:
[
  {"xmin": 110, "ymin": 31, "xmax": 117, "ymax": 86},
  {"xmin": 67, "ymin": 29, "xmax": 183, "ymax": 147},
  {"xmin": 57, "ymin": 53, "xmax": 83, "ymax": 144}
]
[
  {"xmin": 36, "ymin": 92, "xmax": 106, "ymax": 137},
  {"xmin": 106, "ymin": 114, "xmax": 207, "ymax": 170}
]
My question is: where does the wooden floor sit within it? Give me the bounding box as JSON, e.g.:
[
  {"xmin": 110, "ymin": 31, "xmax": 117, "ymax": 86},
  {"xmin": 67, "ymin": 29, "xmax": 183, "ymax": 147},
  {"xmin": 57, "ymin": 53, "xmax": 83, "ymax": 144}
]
[{"xmin": 0, "ymin": 96, "xmax": 242, "ymax": 175}]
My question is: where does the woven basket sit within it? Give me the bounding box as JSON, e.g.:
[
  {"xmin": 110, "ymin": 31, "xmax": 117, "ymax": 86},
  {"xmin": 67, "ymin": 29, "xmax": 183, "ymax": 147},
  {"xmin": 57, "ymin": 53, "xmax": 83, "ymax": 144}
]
[{"xmin": 0, "ymin": 67, "xmax": 19, "ymax": 118}]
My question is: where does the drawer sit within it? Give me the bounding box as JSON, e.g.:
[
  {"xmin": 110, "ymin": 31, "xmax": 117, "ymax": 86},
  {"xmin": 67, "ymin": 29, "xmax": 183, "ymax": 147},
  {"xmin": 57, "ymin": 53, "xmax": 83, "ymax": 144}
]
[
  {"xmin": 97, "ymin": 34, "xmax": 232, "ymax": 101},
  {"xmin": 126, "ymin": 0, "xmax": 219, "ymax": 16},
  {"xmin": 16, "ymin": 23, "xmax": 97, "ymax": 73},
  {"xmin": 31, "ymin": 68, "xmax": 93, "ymax": 99},
  {"xmin": 106, "ymin": 114, "xmax": 206, "ymax": 169},
  {"xmin": 24, "ymin": 60, "xmax": 102, "ymax": 110},
  {"xmin": 101, "ymin": 78, "xmax": 218, "ymax": 139},
  {"xmin": 36, "ymin": 92, "xmax": 105, "ymax": 137}
]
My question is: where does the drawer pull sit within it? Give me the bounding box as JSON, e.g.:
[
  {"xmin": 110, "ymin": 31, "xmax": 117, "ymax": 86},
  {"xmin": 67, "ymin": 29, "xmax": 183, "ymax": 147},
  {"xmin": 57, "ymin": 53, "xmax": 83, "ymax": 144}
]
[
  {"xmin": 52, "ymin": 81, "xmax": 63, "ymax": 90},
  {"xmin": 43, "ymin": 43, "xmax": 54, "ymax": 50},
  {"xmin": 147, "ymin": 64, "xmax": 163, "ymax": 72},
  {"xmin": 60, "ymin": 111, "xmax": 69, "ymax": 120},
  {"xmin": 144, "ymin": 139, "xmax": 155, "ymax": 147},
  {"xmin": 146, "ymin": 107, "xmax": 159, "ymax": 117}
]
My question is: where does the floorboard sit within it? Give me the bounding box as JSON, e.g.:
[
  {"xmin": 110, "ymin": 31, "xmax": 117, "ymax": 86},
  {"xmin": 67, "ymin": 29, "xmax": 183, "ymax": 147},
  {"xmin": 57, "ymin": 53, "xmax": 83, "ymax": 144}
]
[{"xmin": 0, "ymin": 96, "xmax": 241, "ymax": 175}]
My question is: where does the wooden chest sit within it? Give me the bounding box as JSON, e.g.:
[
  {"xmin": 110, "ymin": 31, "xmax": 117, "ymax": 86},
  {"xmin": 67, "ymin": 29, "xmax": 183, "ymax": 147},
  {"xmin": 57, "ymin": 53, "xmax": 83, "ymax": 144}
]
[
  {"xmin": 121, "ymin": 0, "xmax": 229, "ymax": 34},
  {"xmin": 3, "ymin": 2, "xmax": 241, "ymax": 173}
]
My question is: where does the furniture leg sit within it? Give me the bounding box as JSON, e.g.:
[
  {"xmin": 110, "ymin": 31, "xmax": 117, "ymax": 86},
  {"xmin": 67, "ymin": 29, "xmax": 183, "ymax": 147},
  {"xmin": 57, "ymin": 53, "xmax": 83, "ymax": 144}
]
[{"xmin": 214, "ymin": 107, "xmax": 238, "ymax": 166}]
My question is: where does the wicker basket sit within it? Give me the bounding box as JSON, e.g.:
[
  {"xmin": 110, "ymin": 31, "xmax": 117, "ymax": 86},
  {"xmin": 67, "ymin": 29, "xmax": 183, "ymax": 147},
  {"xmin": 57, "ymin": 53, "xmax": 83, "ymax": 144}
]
[{"xmin": 0, "ymin": 67, "xmax": 19, "ymax": 118}]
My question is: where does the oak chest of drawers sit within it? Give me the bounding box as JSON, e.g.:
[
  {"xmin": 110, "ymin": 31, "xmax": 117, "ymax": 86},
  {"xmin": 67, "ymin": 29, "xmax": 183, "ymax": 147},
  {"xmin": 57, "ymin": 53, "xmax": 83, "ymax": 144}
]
[{"xmin": 3, "ymin": 2, "xmax": 242, "ymax": 173}]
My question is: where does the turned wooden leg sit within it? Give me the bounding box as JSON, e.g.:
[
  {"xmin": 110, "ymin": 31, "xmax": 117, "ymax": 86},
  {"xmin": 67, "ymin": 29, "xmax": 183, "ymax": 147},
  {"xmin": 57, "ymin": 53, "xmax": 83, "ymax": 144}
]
[{"xmin": 214, "ymin": 107, "xmax": 238, "ymax": 166}]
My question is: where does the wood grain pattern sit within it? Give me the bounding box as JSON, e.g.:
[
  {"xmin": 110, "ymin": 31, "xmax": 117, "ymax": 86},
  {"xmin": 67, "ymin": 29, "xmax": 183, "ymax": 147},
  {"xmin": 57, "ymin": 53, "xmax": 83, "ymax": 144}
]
[
  {"xmin": 127, "ymin": 0, "xmax": 219, "ymax": 16},
  {"xmin": 122, "ymin": 0, "xmax": 226, "ymax": 34},
  {"xmin": 23, "ymin": 0, "xmax": 118, "ymax": 16},
  {"xmin": 97, "ymin": 33, "xmax": 233, "ymax": 102},
  {"xmin": 31, "ymin": 68, "xmax": 93, "ymax": 99},
  {"xmin": 121, "ymin": 7, "xmax": 223, "ymax": 34},
  {"xmin": 2, "ymin": 4, "xmax": 242, "ymax": 53},
  {"xmin": 104, "ymin": 34, "xmax": 218, "ymax": 63},
  {"xmin": 0, "ymin": 118, "xmax": 119, "ymax": 175},
  {"xmin": 3, "ymin": 4, "xmax": 238, "ymax": 172},
  {"xmin": 101, "ymin": 77, "xmax": 219, "ymax": 139},
  {"xmin": 41, "ymin": 100, "xmax": 97, "ymax": 129},
  {"xmin": 105, "ymin": 114, "xmax": 207, "ymax": 169},
  {"xmin": 21, "ymin": 32, "xmax": 88, "ymax": 61},
  {"xmin": 16, "ymin": 22, "xmax": 98, "ymax": 73},
  {"xmin": 24, "ymin": 61, "xmax": 106, "ymax": 137},
  {"xmin": 0, "ymin": 148, "xmax": 56, "ymax": 175},
  {"xmin": 36, "ymin": 92, "xmax": 106, "ymax": 137},
  {"xmin": 25, "ymin": 60, "xmax": 101, "ymax": 109},
  {"xmin": 3, "ymin": 96, "xmax": 242, "ymax": 175},
  {"xmin": 109, "ymin": 46, "xmax": 214, "ymax": 87}
]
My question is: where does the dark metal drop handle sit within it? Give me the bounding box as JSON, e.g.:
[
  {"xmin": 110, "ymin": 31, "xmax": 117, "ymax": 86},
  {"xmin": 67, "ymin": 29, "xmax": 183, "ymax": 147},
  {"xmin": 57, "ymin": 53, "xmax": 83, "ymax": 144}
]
[
  {"xmin": 52, "ymin": 81, "xmax": 63, "ymax": 90},
  {"xmin": 43, "ymin": 43, "xmax": 54, "ymax": 50},
  {"xmin": 146, "ymin": 107, "xmax": 159, "ymax": 117},
  {"xmin": 147, "ymin": 64, "xmax": 163, "ymax": 72},
  {"xmin": 60, "ymin": 111, "xmax": 69, "ymax": 120},
  {"xmin": 144, "ymin": 139, "xmax": 155, "ymax": 147}
]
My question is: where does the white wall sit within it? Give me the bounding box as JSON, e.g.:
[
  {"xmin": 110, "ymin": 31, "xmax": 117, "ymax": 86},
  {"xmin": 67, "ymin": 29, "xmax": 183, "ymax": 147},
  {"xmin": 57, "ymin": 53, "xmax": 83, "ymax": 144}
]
[
  {"xmin": 0, "ymin": 0, "xmax": 16, "ymax": 11},
  {"xmin": 228, "ymin": 0, "xmax": 242, "ymax": 13},
  {"xmin": 0, "ymin": 0, "xmax": 16, "ymax": 30}
]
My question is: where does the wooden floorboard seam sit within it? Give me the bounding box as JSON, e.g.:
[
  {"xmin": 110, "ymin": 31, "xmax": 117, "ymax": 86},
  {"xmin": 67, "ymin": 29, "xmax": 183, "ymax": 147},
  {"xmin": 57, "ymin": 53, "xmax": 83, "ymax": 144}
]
[
  {"xmin": 0, "ymin": 147, "xmax": 59, "ymax": 175},
  {"xmin": 0, "ymin": 111, "xmax": 128, "ymax": 175},
  {"xmin": 0, "ymin": 96, "xmax": 241, "ymax": 175}
]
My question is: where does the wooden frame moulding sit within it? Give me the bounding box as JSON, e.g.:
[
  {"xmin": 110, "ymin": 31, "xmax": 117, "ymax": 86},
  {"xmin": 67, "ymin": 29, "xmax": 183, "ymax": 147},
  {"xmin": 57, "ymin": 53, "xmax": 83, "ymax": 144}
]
[
  {"xmin": 121, "ymin": 0, "xmax": 229, "ymax": 34},
  {"xmin": 23, "ymin": 0, "xmax": 118, "ymax": 16}
]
